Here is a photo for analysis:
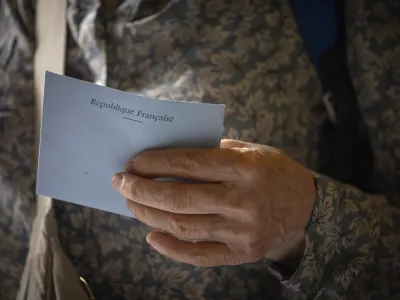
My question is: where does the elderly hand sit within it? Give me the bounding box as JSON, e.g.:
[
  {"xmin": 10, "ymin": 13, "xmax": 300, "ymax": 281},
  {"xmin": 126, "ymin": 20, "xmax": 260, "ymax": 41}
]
[{"xmin": 112, "ymin": 139, "xmax": 316, "ymax": 267}]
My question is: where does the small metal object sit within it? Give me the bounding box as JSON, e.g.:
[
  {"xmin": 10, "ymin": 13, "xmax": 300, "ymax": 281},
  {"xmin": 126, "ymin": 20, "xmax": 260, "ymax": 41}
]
[
  {"xmin": 79, "ymin": 276, "xmax": 95, "ymax": 300},
  {"xmin": 322, "ymin": 92, "xmax": 337, "ymax": 124}
]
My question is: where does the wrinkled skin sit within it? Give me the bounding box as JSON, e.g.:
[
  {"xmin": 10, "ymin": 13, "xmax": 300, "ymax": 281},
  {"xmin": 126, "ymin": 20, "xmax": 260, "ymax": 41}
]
[{"xmin": 112, "ymin": 139, "xmax": 316, "ymax": 267}]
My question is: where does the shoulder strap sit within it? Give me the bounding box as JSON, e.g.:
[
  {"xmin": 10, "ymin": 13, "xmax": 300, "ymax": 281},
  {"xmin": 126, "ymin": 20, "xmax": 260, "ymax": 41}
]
[
  {"xmin": 33, "ymin": 0, "xmax": 67, "ymax": 227},
  {"xmin": 18, "ymin": 0, "xmax": 90, "ymax": 299},
  {"xmin": 33, "ymin": 0, "xmax": 67, "ymax": 218}
]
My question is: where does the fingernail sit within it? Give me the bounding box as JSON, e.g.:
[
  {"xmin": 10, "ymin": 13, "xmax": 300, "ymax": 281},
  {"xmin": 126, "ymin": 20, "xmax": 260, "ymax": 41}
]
[
  {"xmin": 146, "ymin": 234, "xmax": 155, "ymax": 248},
  {"xmin": 112, "ymin": 173, "xmax": 123, "ymax": 190},
  {"xmin": 146, "ymin": 234, "xmax": 151, "ymax": 244},
  {"xmin": 146, "ymin": 233, "xmax": 157, "ymax": 248}
]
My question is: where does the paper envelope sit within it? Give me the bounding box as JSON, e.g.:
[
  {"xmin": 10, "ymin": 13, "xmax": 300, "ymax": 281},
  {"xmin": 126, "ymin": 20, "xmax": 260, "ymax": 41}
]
[{"xmin": 37, "ymin": 72, "xmax": 225, "ymax": 217}]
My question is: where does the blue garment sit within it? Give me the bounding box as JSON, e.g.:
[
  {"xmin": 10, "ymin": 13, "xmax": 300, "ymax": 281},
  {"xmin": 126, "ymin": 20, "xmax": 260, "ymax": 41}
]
[{"xmin": 291, "ymin": 0, "xmax": 339, "ymax": 84}]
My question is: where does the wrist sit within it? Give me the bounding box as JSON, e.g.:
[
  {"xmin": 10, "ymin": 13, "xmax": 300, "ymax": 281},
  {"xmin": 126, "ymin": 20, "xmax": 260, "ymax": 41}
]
[
  {"xmin": 264, "ymin": 230, "xmax": 305, "ymax": 279},
  {"xmin": 265, "ymin": 230, "xmax": 305, "ymax": 262},
  {"xmin": 266, "ymin": 170, "xmax": 316, "ymax": 262}
]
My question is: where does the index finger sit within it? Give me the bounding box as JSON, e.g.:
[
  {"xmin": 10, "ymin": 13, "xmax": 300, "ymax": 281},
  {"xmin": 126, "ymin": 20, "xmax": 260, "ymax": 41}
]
[{"xmin": 126, "ymin": 148, "xmax": 245, "ymax": 182}]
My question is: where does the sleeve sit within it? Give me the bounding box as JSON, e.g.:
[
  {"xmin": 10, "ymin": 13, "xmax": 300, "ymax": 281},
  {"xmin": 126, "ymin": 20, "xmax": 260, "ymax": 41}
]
[
  {"xmin": 278, "ymin": 173, "xmax": 400, "ymax": 299},
  {"xmin": 273, "ymin": 1, "xmax": 400, "ymax": 298}
]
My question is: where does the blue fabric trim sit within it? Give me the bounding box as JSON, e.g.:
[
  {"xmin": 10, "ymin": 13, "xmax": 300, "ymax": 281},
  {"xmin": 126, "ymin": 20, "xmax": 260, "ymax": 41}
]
[{"xmin": 291, "ymin": 0, "xmax": 338, "ymax": 82}]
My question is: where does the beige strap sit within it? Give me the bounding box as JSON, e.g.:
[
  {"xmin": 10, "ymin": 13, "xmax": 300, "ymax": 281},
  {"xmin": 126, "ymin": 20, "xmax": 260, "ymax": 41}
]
[
  {"xmin": 17, "ymin": 0, "xmax": 89, "ymax": 299},
  {"xmin": 33, "ymin": 0, "xmax": 65, "ymax": 237},
  {"xmin": 33, "ymin": 0, "xmax": 67, "ymax": 258}
]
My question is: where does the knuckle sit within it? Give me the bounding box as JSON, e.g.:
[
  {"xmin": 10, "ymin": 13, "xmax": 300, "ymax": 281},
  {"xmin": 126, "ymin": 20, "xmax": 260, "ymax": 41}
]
[
  {"xmin": 176, "ymin": 154, "xmax": 199, "ymax": 173},
  {"xmin": 168, "ymin": 215, "xmax": 190, "ymax": 238},
  {"xmin": 190, "ymin": 254, "xmax": 209, "ymax": 267},
  {"xmin": 169, "ymin": 188, "xmax": 188, "ymax": 212},
  {"xmin": 240, "ymin": 154, "xmax": 262, "ymax": 181},
  {"xmin": 175, "ymin": 150, "xmax": 210, "ymax": 174},
  {"xmin": 244, "ymin": 231, "xmax": 258, "ymax": 246},
  {"xmin": 126, "ymin": 178, "xmax": 142, "ymax": 200},
  {"xmin": 225, "ymin": 186, "xmax": 247, "ymax": 212},
  {"xmin": 244, "ymin": 205, "xmax": 263, "ymax": 221},
  {"xmin": 129, "ymin": 203, "xmax": 146, "ymax": 221}
]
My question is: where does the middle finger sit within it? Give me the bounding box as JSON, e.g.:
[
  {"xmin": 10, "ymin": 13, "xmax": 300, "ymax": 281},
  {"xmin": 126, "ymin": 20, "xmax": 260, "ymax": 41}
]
[{"xmin": 115, "ymin": 172, "xmax": 228, "ymax": 214}]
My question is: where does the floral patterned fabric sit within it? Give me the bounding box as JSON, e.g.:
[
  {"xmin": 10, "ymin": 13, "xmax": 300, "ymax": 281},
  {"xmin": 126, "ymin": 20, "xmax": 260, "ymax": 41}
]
[{"xmin": 0, "ymin": 0, "xmax": 399, "ymax": 299}]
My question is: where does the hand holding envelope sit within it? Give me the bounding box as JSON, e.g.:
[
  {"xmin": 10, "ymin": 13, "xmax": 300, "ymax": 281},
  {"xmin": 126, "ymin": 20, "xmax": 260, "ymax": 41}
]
[
  {"xmin": 112, "ymin": 139, "xmax": 317, "ymax": 267},
  {"xmin": 38, "ymin": 72, "xmax": 316, "ymax": 268}
]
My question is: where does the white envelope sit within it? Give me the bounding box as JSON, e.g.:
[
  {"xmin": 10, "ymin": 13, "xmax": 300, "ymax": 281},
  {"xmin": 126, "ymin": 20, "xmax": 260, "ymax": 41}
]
[{"xmin": 37, "ymin": 72, "xmax": 225, "ymax": 217}]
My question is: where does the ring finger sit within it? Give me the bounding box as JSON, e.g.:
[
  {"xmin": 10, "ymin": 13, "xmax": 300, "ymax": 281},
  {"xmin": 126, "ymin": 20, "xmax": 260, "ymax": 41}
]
[{"xmin": 128, "ymin": 201, "xmax": 236, "ymax": 243}]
